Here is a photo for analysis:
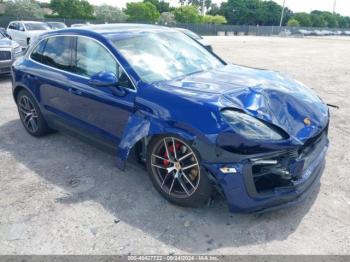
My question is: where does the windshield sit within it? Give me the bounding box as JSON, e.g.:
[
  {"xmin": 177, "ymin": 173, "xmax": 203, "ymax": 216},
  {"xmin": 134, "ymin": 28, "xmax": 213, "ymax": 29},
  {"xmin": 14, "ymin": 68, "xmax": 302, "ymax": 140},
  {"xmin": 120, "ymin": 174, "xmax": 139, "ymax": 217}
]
[
  {"xmin": 109, "ymin": 31, "xmax": 223, "ymax": 83},
  {"xmin": 24, "ymin": 23, "xmax": 50, "ymax": 31},
  {"xmin": 182, "ymin": 29, "xmax": 202, "ymax": 40}
]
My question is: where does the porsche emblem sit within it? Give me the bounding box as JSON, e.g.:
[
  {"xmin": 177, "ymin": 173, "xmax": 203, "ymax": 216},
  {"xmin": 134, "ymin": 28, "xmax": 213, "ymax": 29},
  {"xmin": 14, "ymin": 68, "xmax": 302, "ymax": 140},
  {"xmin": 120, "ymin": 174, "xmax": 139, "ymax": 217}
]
[{"xmin": 304, "ymin": 117, "xmax": 311, "ymax": 126}]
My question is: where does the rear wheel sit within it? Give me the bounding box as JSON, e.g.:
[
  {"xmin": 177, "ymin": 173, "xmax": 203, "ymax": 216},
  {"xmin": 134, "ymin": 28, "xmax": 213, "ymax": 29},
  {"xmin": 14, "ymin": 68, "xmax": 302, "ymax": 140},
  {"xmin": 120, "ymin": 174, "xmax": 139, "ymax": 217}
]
[
  {"xmin": 16, "ymin": 89, "xmax": 50, "ymax": 137},
  {"xmin": 146, "ymin": 135, "xmax": 212, "ymax": 207}
]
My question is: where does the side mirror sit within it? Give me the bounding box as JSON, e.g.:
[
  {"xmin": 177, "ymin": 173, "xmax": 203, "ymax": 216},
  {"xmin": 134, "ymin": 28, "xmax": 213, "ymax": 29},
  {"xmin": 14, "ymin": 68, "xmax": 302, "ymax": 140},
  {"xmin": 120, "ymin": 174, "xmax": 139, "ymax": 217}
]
[
  {"xmin": 90, "ymin": 71, "xmax": 119, "ymax": 87},
  {"xmin": 89, "ymin": 71, "xmax": 126, "ymax": 96}
]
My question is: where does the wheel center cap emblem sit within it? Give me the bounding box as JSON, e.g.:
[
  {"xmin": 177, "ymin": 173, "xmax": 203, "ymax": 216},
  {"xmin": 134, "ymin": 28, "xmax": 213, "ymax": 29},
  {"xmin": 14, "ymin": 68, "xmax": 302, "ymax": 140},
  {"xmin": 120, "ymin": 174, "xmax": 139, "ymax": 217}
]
[{"xmin": 174, "ymin": 162, "xmax": 181, "ymax": 170}]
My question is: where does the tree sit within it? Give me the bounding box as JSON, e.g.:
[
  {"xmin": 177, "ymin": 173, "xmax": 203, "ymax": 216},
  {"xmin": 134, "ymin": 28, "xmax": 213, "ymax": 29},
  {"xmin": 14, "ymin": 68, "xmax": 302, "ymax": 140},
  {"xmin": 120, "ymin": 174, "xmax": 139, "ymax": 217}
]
[
  {"xmin": 158, "ymin": 12, "xmax": 176, "ymax": 25},
  {"xmin": 207, "ymin": 3, "xmax": 220, "ymax": 15},
  {"xmin": 287, "ymin": 19, "xmax": 300, "ymax": 27},
  {"xmin": 218, "ymin": 0, "xmax": 289, "ymax": 26},
  {"xmin": 337, "ymin": 15, "xmax": 349, "ymax": 28},
  {"xmin": 310, "ymin": 13, "xmax": 325, "ymax": 27},
  {"xmin": 5, "ymin": 0, "xmax": 44, "ymax": 19},
  {"xmin": 173, "ymin": 5, "xmax": 201, "ymax": 23},
  {"xmin": 201, "ymin": 15, "xmax": 227, "ymax": 24},
  {"xmin": 321, "ymin": 12, "xmax": 338, "ymax": 28},
  {"xmin": 292, "ymin": 12, "xmax": 312, "ymax": 27},
  {"xmin": 125, "ymin": 2, "xmax": 160, "ymax": 23},
  {"xmin": 50, "ymin": 0, "xmax": 94, "ymax": 19},
  {"xmin": 144, "ymin": 0, "xmax": 170, "ymax": 13},
  {"xmin": 95, "ymin": 5, "xmax": 128, "ymax": 23}
]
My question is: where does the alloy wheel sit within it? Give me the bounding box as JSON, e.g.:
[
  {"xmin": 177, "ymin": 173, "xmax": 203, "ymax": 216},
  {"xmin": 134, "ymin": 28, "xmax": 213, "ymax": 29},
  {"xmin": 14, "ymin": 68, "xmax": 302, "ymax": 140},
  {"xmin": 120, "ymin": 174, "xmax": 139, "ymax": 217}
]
[
  {"xmin": 18, "ymin": 95, "xmax": 39, "ymax": 133},
  {"xmin": 150, "ymin": 137, "xmax": 201, "ymax": 198}
]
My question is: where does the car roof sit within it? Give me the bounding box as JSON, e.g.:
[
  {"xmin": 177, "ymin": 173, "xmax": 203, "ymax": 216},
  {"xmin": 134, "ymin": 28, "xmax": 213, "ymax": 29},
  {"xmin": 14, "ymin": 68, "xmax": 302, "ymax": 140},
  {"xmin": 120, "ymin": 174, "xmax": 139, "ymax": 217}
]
[
  {"xmin": 10, "ymin": 21, "xmax": 48, "ymax": 24},
  {"xmin": 69, "ymin": 23, "xmax": 173, "ymax": 34},
  {"xmin": 37, "ymin": 23, "xmax": 178, "ymax": 42}
]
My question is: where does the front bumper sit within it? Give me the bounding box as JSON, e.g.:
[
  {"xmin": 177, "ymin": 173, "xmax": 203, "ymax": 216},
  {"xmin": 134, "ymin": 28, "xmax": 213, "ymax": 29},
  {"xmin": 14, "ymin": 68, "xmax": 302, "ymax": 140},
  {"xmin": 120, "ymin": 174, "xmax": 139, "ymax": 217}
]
[
  {"xmin": 0, "ymin": 60, "xmax": 13, "ymax": 74},
  {"xmin": 202, "ymin": 127, "xmax": 329, "ymax": 213}
]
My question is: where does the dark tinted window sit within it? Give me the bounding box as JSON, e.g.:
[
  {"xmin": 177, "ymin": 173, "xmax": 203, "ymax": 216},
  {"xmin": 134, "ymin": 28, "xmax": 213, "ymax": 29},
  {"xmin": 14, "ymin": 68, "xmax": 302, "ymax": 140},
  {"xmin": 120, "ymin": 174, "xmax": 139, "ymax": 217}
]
[
  {"xmin": 42, "ymin": 36, "xmax": 72, "ymax": 71},
  {"xmin": 9, "ymin": 23, "xmax": 17, "ymax": 30},
  {"xmin": 30, "ymin": 39, "xmax": 47, "ymax": 63}
]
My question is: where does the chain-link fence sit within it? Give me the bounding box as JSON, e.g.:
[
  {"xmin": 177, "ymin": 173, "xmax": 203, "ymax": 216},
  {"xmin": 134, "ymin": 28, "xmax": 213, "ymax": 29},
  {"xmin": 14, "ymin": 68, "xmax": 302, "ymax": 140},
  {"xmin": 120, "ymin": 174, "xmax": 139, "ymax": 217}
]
[{"xmin": 1, "ymin": 16, "xmax": 349, "ymax": 36}]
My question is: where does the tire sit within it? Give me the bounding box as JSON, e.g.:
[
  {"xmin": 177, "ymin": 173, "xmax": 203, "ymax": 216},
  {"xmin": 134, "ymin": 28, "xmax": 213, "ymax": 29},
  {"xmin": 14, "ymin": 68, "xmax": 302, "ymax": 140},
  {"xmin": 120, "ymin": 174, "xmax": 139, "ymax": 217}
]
[
  {"xmin": 16, "ymin": 89, "xmax": 50, "ymax": 137},
  {"xmin": 146, "ymin": 135, "xmax": 212, "ymax": 208}
]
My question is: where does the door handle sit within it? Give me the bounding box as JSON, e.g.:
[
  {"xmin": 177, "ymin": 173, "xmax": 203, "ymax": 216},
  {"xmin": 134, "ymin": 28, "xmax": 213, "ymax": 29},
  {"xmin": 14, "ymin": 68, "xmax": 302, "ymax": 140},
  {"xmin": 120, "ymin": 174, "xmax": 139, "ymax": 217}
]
[
  {"xmin": 26, "ymin": 74, "xmax": 38, "ymax": 80},
  {"xmin": 68, "ymin": 88, "xmax": 83, "ymax": 96}
]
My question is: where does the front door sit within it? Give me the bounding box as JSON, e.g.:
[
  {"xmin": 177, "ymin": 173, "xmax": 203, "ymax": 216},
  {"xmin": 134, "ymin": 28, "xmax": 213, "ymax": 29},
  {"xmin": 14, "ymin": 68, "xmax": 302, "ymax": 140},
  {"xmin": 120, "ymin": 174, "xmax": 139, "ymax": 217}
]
[{"xmin": 62, "ymin": 36, "xmax": 136, "ymax": 145}]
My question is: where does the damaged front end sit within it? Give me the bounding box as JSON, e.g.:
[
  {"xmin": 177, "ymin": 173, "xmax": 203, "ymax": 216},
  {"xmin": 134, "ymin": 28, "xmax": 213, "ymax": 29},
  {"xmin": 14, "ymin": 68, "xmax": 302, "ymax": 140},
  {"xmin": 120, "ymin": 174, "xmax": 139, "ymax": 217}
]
[{"xmin": 199, "ymin": 121, "xmax": 329, "ymax": 213}]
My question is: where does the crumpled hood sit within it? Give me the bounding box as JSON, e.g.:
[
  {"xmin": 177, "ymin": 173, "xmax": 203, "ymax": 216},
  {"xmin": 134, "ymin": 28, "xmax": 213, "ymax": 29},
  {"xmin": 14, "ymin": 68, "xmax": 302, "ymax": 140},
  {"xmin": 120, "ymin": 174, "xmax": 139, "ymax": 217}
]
[{"xmin": 161, "ymin": 64, "xmax": 329, "ymax": 142}]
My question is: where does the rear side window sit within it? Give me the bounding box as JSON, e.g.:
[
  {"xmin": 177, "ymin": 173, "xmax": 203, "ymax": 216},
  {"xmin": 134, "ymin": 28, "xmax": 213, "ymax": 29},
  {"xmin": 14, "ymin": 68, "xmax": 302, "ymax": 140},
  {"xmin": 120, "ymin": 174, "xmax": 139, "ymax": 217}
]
[
  {"xmin": 30, "ymin": 39, "xmax": 47, "ymax": 63},
  {"xmin": 42, "ymin": 36, "xmax": 72, "ymax": 71},
  {"xmin": 74, "ymin": 36, "xmax": 117, "ymax": 77}
]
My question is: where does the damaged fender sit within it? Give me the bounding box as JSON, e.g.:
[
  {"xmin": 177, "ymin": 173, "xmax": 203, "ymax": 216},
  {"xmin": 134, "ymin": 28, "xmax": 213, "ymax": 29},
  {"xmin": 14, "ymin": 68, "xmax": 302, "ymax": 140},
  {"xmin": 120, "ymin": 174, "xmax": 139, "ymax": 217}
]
[{"xmin": 116, "ymin": 112, "xmax": 198, "ymax": 170}]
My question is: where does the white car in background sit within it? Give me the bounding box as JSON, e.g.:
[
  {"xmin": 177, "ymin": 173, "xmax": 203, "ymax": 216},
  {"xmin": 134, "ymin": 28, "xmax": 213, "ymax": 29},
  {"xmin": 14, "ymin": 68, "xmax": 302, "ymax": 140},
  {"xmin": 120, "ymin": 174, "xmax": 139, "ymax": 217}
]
[{"xmin": 6, "ymin": 21, "xmax": 51, "ymax": 48}]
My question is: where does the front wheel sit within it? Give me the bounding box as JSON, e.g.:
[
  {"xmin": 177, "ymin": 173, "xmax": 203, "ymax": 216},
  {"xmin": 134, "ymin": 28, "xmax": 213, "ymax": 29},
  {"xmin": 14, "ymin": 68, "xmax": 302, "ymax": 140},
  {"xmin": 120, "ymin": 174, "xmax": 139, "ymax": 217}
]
[{"xmin": 146, "ymin": 135, "xmax": 212, "ymax": 207}]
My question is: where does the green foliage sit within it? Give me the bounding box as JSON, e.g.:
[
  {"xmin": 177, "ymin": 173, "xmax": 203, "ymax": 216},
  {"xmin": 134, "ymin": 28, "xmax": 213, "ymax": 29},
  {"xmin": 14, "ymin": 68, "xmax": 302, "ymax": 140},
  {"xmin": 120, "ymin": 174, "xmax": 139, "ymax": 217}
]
[
  {"xmin": 143, "ymin": 0, "xmax": 170, "ymax": 13},
  {"xmin": 292, "ymin": 12, "xmax": 312, "ymax": 27},
  {"xmin": 95, "ymin": 4, "xmax": 128, "ymax": 23},
  {"xmin": 207, "ymin": 3, "xmax": 220, "ymax": 15},
  {"xmin": 158, "ymin": 12, "xmax": 176, "ymax": 25},
  {"xmin": 173, "ymin": 5, "xmax": 201, "ymax": 23},
  {"xmin": 218, "ymin": 0, "xmax": 292, "ymax": 26},
  {"xmin": 125, "ymin": 2, "xmax": 160, "ymax": 23},
  {"xmin": 5, "ymin": 0, "xmax": 44, "ymax": 19},
  {"xmin": 201, "ymin": 15, "xmax": 227, "ymax": 24},
  {"xmin": 50, "ymin": 0, "xmax": 94, "ymax": 19},
  {"xmin": 310, "ymin": 13, "xmax": 325, "ymax": 27},
  {"xmin": 287, "ymin": 18, "xmax": 300, "ymax": 27},
  {"xmin": 320, "ymin": 12, "xmax": 338, "ymax": 28}
]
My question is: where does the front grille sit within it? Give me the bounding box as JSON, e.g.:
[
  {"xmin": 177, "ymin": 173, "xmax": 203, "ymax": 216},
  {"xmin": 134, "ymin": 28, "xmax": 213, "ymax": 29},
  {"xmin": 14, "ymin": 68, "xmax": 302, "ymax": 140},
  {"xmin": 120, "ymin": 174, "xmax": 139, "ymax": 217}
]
[
  {"xmin": 0, "ymin": 50, "xmax": 11, "ymax": 61},
  {"xmin": 0, "ymin": 67, "xmax": 11, "ymax": 73}
]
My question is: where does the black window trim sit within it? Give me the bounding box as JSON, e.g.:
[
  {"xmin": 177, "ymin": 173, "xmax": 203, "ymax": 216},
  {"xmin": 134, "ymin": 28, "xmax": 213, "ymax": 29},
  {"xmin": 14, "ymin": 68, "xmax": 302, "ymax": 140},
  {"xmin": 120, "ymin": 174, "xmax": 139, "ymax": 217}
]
[{"xmin": 28, "ymin": 34, "xmax": 137, "ymax": 91}]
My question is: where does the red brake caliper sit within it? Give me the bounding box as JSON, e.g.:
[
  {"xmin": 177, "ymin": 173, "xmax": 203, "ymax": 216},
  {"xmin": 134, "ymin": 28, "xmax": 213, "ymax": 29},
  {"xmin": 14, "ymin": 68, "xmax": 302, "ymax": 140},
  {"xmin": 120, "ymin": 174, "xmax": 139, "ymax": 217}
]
[{"xmin": 163, "ymin": 142, "xmax": 182, "ymax": 167}]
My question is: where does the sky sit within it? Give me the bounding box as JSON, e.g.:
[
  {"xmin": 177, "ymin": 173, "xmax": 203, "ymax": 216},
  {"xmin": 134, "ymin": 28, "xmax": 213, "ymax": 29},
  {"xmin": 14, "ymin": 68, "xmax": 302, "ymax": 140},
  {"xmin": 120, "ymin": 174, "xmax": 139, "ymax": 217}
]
[{"xmin": 87, "ymin": 0, "xmax": 350, "ymax": 17}]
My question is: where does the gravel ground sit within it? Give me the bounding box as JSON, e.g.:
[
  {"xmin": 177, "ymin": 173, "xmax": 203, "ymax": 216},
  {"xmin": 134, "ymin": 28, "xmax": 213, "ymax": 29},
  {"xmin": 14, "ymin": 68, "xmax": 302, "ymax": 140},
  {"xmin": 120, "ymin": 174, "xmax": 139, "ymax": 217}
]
[{"xmin": 0, "ymin": 36, "xmax": 349, "ymax": 255}]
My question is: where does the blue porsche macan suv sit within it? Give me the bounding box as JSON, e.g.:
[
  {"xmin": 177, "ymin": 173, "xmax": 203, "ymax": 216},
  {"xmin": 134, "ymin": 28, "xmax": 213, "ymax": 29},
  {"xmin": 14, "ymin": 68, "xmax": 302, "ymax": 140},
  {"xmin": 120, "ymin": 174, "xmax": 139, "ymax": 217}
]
[{"xmin": 11, "ymin": 24, "xmax": 329, "ymax": 213}]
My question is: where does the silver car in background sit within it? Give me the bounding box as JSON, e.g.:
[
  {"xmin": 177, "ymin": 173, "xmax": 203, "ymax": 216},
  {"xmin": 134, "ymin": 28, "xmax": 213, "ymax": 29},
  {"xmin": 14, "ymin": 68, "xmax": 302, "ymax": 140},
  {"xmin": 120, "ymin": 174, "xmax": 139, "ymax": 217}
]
[{"xmin": 0, "ymin": 30, "xmax": 22, "ymax": 75}]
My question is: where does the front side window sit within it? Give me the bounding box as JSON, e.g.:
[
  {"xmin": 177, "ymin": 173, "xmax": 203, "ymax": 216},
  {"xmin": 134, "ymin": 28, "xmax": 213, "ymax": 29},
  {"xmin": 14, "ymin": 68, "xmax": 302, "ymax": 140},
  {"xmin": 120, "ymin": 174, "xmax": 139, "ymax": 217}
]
[
  {"xmin": 74, "ymin": 37, "xmax": 117, "ymax": 77},
  {"xmin": 109, "ymin": 31, "xmax": 223, "ymax": 83},
  {"xmin": 9, "ymin": 22, "xmax": 18, "ymax": 30},
  {"xmin": 42, "ymin": 36, "xmax": 72, "ymax": 71}
]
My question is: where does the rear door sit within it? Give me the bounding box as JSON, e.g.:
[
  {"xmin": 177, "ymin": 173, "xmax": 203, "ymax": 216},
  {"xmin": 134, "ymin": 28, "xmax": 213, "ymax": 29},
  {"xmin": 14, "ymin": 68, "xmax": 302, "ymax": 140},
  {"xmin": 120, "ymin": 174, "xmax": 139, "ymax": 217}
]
[{"xmin": 28, "ymin": 35, "xmax": 76, "ymax": 126}]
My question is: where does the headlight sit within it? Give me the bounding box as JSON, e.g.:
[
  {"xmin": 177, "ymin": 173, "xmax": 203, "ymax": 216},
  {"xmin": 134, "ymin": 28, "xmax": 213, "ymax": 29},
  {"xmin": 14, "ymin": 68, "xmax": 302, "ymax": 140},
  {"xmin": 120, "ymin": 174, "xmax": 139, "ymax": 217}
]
[{"xmin": 221, "ymin": 109, "xmax": 286, "ymax": 141}]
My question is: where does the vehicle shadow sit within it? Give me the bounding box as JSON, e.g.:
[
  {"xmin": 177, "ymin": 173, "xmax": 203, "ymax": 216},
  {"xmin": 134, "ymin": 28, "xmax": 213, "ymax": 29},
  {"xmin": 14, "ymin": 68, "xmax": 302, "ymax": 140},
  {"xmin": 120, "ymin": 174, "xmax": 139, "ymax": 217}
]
[{"xmin": 0, "ymin": 119, "xmax": 321, "ymax": 253}]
